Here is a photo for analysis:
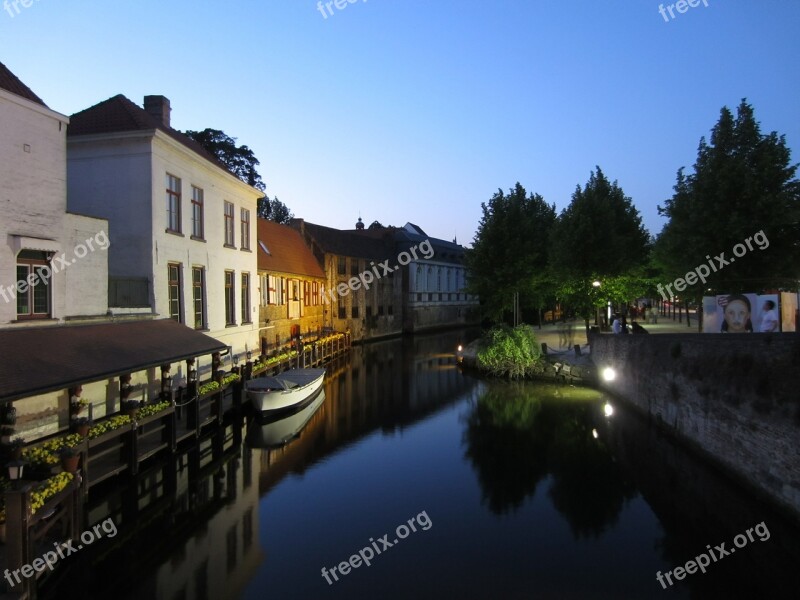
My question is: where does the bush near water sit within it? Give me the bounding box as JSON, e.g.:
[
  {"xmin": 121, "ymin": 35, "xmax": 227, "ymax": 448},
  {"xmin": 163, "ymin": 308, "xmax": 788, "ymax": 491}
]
[{"xmin": 476, "ymin": 325, "xmax": 545, "ymax": 379}]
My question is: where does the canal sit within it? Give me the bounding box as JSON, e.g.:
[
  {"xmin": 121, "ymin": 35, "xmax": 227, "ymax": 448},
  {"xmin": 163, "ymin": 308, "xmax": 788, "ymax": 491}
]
[{"xmin": 41, "ymin": 330, "xmax": 799, "ymax": 599}]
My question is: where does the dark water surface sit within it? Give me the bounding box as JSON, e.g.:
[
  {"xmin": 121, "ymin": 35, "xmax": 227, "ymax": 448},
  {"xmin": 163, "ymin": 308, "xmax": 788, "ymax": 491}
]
[{"xmin": 44, "ymin": 330, "xmax": 799, "ymax": 599}]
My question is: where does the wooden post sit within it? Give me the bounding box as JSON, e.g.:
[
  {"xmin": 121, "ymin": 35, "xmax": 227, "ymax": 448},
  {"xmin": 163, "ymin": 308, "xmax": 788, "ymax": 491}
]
[
  {"xmin": 186, "ymin": 358, "xmax": 198, "ymax": 437},
  {"xmin": 211, "ymin": 352, "xmax": 221, "ymax": 380},
  {"xmin": 5, "ymin": 486, "xmax": 32, "ymax": 596},
  {"xmin": 160, "ymin": 364, "xmax": 173, "ymax": 402}
]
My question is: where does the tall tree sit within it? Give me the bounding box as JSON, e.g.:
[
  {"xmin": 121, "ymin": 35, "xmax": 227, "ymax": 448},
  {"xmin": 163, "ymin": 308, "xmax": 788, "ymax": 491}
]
[
  {"xmin": 183, "ymin": 128, "xmax": 266, "ymax": 191},
  {"xmin": 258, "ymin": 196, "xmax": 294, "ymax": 224},
  {"xmin": 184, "ymin": 127, "xmax": 295, "ymax": 223},
  {"xmin": 654, "ymin": 100, "xmax": 800, "ymax": 295},
  {"xmin": 466, "ymin": 183, "xmax": 557, "ymax": 321},
  {"xmin": 549, "ymin": 167, "xmax": 650, "ymax": 324}
]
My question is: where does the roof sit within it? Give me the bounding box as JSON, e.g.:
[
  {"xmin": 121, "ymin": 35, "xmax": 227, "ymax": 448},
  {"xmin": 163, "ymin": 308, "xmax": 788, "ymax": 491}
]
[
  {"xmin": 0, "ymin": 319, "xmax": 227, "ymax": 403},
  {"xmin": 341, "ymin": 222, "xmax": 465, "ymax": 264},
  {"xmin": 292, "ymin": 220, "xmax": 396, "ymax": 261},
  {"xmin": 0, "ymin": 61, "xmax": 47, "ymax": 106},
  {"xmin": 257, "ymin": 219, "xmax": 325, "ymax": 278},
  {"xmin": 67, "ymin": 94, "xmax": 235, "ymax": 176}
]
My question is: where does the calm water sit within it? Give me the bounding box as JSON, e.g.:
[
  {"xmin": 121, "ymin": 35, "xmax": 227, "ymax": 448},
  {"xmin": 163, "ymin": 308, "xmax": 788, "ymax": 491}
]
[{"xmin": 44, "ymin": 330, "xmax": 799, "ymax": 599}]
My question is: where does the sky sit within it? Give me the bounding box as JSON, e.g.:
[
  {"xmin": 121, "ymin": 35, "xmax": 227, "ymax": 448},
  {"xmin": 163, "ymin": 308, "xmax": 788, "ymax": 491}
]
[{"xmin": 2, "ymin": 0, "xmax": 799, "ymax": 246}]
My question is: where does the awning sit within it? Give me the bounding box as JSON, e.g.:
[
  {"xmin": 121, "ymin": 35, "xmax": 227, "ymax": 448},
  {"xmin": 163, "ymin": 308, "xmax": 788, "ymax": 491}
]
[
  {"xmin": 0, "ymin": 319, "xmax": 228, "ymax": 402},
  {"xmin": 11, "ymin": 235, "xmax": 62, "ymax": 254}
]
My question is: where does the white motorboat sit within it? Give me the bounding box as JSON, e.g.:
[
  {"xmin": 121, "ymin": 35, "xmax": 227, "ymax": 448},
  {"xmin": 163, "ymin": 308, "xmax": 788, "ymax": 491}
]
[
  {"xmin": 247, "ymin": 390, "xmax": 326, "ymax": 448},
  {"xmin": 246, "ymin": 368, "xmax": 325, "ymax": 414}
]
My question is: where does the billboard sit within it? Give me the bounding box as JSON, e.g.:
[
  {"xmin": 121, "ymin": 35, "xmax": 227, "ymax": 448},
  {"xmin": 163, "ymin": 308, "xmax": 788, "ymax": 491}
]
[{"xmin": 702, "ymin": 293, "xmax": 780, "ymax": 333}]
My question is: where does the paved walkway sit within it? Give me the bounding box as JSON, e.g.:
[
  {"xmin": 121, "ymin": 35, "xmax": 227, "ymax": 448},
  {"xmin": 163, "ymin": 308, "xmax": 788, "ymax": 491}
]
[{"xmin": 532, "ymin": 312, "xmax": 700, "ymax": 354}]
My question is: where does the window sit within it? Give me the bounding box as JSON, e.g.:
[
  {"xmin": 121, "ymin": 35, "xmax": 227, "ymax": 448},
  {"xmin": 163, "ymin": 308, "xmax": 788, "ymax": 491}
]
[
  {"xmin": 351, "ymin": 258, "xmax": 360, "ymax": 276},
  {"xmin": 192, "ymin": 267, "xmax": 205, "ymax": 329},
  {"xmin": 241, "ymin": 273, "xmax": 251, "ymax": 323},
  {"xmin": 337, "ymin": 256, "xmax": 346, "ymax": 275},
  {"xmin": 168, "ymin": 263, "xmax": 183, "ymax": 322},
  {"xmin": 366, "ymin": 306, "xmax": 372, "ymax": 317},
  {"xmin": 15, "ymin": 250, "xmax": 51, "ymax": 319},
  {"xmin": 388, "ymin": 305, "xmax": 394, "ymax": 315},
  {"xmin": 352, "ymin": 306, "xmax": 359, "ymax": 318},
  {"xmin": 191, "ymin": 186, "xmax": 204, "ymax": 239},
  {"xmin": 224, "ymin": 202, "xmax": 235, "ymax": 247},
  {"xmin": 225, "ymin": 271, "xmax": 236, "ymax": 325},
  {"xmin": 240, "ymin": 209, "xmax": 250, "ymax": 250},
  {"xmin": 166, "ymin": 174, "xmax": 181, "ymax": 233},
  {"xmin": 378, "ymin": 305, "xmax": 384, "ymax": 316},
  {"xmin": 279, "ymin": 277, "xmax": 286, "ymax": 305},
  {"xmin": 338, "ymin": 306, "xmax": 346, "ymax": 319}
]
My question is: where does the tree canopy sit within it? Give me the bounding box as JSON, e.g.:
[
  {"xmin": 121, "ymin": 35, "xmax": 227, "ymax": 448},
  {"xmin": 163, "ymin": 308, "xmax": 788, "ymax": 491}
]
[
  {"xmin": 549, "ymin": 167, "xmax": 651, "ymax": 320},
  {"xmin": 183, "ymin": 128, "xmax": 294, "ymax": 224},
  {"xmin": 465, "ymin": 183, "xmax": 557, "ymax": 320},
  {"xmin": 183, "ymin": 128, "xmax": 266, "ymax": 191},
  {"xmin": 258, "ymin": 196, "xmax": 294, "ymax": 225},
  {"xmin": 654, "ymin": 99, "xmax": 800, "ymax": 295}
]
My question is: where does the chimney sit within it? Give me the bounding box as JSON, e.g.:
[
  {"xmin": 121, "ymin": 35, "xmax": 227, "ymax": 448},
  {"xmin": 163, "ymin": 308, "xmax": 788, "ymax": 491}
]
[{"xmin": 143, "ymin": 95, "xmax": 171, "ymax": 128}]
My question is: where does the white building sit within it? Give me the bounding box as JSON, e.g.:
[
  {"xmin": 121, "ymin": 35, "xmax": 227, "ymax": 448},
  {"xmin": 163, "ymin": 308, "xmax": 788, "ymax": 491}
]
[
  {"xmin": 0, "ymin": 62, "xmax": 109, "ymax": 327},
  {"xmin": 66, "ymin": 95, "xmax": 262, "ymax": 357}
]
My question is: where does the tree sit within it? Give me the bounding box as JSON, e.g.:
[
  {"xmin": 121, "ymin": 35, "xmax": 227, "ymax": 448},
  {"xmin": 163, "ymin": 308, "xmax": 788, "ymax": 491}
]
[
  {"xmin": 258, "ymin": 196, "xmax": 294, "ymax": 224},
  {"xmin": 183, "ymin": 128, "xmax": 266, "ymax": 191},
  {"xmin": 465, "ymin": 183, "xmax": 557, "ymax": 322},
  {"xmin": 184, "ymin": 127, "xmax": 295, "ymax": 224},
  {"xmin": 654, "ymin": 100, "xmax": 800, "ymax": 296},
  {"xmin": 549, "ymin": 167, "xmax": 650, "ymax": 325}
]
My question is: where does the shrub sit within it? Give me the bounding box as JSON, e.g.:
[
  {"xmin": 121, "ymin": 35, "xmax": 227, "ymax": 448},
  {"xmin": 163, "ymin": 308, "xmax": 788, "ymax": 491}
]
[{"xmin": 476, "ymin": 324, "xmax": 544, "ymax": 379}]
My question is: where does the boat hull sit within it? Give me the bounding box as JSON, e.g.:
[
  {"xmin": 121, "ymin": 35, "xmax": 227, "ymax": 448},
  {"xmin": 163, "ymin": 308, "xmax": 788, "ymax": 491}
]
[
  {"xmin": 247, "ymin": 390, "xmax": 326, "ymax": 448},
  {"xmin": 246, "ymin": 368, "xmax": 325, "ymax": 413}
]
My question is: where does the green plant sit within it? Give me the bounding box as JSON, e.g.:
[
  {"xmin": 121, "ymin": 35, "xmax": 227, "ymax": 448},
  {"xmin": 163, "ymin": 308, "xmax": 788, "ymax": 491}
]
[
  {"xmin": 221, "ymin": 373, "xmax": 240, "ymax": 386},
  {"xmin": 29, "ymin": 472, "xmax": 75, "ymax": 514},
  {"xmin": 476, "ymin": 324, "xmax": 544, "ymax": 379},
  {"xmin": 198, "ymin": 381, "xmax": 220, "ymax": 396},
  {"xmin": 137, "ymin": 400, "xmax": 171, "ymax": 419},
  {"xmin": 88, "ymin": 415, "xmax": 132, "ymax": 439}
]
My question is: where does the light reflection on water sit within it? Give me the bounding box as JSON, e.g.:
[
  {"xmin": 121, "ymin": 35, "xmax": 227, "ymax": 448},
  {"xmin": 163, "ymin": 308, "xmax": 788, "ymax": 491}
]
[{"xmin": 44, "ymin": 329, "xmax": 800, "ymax": 600}]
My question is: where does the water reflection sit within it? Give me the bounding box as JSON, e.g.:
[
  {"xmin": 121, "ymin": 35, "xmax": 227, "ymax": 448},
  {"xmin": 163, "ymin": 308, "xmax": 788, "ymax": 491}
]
[
  {"xmin": 40, "ymin": 329, "xmax": 800, "ymax": 600},
  {"xmin": 463, "ymin": 382, "xmax": 636, "ymax": 538}
]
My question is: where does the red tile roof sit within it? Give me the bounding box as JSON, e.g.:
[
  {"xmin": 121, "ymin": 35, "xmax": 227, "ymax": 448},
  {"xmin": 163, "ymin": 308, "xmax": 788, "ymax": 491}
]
[
  {"xmin": 258, "ymin": 219, "xmax": 325, "ymax": 278},
  {"xmin": 68, "ymin": 94, "xmax": 236, "ymax": 176},
  {"xmin": 0, "ymin": 319, "xmax": 227, "ymax": 403},
  {"xmin": 0, "ymin": 61, "xmax": 46, "ymax": 106}
]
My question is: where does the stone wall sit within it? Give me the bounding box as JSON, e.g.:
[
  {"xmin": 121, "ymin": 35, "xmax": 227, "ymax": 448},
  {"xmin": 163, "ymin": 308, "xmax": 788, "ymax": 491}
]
[{"xmin": 590, "ymin": 332, "xmax": 800, "ymax": 520}]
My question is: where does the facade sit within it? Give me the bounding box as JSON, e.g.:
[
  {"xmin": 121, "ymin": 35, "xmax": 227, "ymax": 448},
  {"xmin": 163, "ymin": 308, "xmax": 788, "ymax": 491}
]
[
  {"xmin": 66, "ymin": 95, "xmax": 262, "ymax": 356},
  {"xmin": 257, "ymin": 218, "xmax": 326, "ymax": 352},
  {"xmin": 393, "ymin": 223, "xmax": 479, "ymax": 332},
  {"xmin": 0, "ymin": 62, "xmax": 109, "ymax": 327},
  {"xmin": 291, "ymin": 219, "xmax": 404, "ymax": 342}
]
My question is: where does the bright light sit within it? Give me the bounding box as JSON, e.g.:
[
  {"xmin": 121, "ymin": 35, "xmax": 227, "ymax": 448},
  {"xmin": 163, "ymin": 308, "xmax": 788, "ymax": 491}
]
[
  {"xmin": 604, "ymin": 402, "xmax": 614, "ymax": 417},
  {"xmin": 602, "ymin": 367, "xmax": 616, "ymax": 382},
  {"xmin": 592, "ymin": 429, "xmax": 599, "ymax": 439},
  {"xmin": 592, "ymin": 281, "xmax": 601, "ymax": 288},
  {"xmin": 457, "ymin": 345, "xmax": 463, "ymax": 352}
]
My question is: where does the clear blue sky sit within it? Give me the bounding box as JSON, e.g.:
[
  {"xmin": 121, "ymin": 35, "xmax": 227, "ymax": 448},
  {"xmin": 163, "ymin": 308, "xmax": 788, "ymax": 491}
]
[{"xmin": 3, "ymin": 0, "xmax": 799, "ymax": 245}]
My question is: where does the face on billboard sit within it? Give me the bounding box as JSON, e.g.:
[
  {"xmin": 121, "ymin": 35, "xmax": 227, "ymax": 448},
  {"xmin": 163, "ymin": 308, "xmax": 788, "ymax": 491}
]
[{"xmin": 723, "ymin": 299, "xmax": 751, "ymax": 333}]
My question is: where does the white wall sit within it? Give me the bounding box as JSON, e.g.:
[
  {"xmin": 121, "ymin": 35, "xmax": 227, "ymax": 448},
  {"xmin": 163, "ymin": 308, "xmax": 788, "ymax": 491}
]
[
  {"xmin": 67, "ymin": 128, "xmax": 261, "ymax": 356},
  {"xmin": 1, "ymin": 88, "xmax": 109, "ymax": 326}
]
